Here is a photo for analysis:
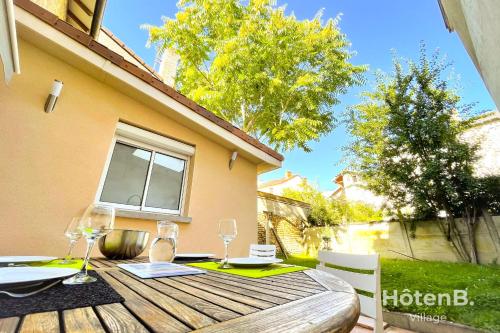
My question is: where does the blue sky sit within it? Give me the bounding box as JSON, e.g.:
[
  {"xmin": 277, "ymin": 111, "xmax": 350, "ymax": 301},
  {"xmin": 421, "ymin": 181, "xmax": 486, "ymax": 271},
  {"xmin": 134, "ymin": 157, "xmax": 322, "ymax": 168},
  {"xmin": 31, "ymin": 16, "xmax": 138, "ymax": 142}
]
[{"xmin": 103, "ymin": 0, "xmax": 496, "ymax": 191}]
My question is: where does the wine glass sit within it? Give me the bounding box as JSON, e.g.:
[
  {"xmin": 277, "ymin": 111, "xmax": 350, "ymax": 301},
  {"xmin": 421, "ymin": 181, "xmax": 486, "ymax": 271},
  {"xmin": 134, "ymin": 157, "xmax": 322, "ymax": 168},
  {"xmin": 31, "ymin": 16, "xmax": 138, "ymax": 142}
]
[
  {"xmin": 59, "ymin": 217, "xmax": 83, "ymax": 264},
  {"xmin": 63, "ymin": 204, "xmax": 115, "ymax": 284},
  {"xmin": 218, "ymin": 219, "xmax": 237, "ymax": 269}
]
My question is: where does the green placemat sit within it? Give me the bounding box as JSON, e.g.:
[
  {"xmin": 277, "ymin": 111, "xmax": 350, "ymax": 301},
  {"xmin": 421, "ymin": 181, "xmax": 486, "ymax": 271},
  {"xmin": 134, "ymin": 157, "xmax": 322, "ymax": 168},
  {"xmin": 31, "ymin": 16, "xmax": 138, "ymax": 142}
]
[
  {"xmin": 28, "ymin": 259, "xmax": 90, "ymax": 270},
  {"xmin": 187, "ymin": 261, "xmax": 307, "ymax": 278}
]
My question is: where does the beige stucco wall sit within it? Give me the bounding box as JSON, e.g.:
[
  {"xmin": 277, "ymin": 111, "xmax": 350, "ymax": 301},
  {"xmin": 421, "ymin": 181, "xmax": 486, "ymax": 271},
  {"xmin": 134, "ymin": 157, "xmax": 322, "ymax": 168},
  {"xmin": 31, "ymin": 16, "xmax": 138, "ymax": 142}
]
[
  {"xmin": 462, "ymin": 112, "xmax": 500, "ymax": 177},
  {"xmin": 0, "ymin": 38, "xmax": 259, "ymax": 258},
  {"xmin": 304, "ymin": 217, "xmax": 500, "ymax": 264}
]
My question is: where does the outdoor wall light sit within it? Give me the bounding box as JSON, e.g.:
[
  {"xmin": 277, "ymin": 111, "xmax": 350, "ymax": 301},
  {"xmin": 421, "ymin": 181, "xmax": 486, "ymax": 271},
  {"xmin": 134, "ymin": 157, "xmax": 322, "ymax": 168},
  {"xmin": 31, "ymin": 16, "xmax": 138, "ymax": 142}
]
[
  {"xmin": 44, "ymin": 80, "xmax": 63, "ymax": 113},
  {"xmin": 229, "ymin": 151, "xmax": 238, "ymax": 170}
]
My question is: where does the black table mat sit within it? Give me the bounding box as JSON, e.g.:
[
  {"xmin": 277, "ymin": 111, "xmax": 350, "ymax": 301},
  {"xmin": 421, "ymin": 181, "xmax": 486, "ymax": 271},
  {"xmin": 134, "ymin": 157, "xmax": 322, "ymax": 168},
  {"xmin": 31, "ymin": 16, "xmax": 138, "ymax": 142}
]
[{"xmin": 0, "ymin": 271, "xmax": 124, "ymax": 318}]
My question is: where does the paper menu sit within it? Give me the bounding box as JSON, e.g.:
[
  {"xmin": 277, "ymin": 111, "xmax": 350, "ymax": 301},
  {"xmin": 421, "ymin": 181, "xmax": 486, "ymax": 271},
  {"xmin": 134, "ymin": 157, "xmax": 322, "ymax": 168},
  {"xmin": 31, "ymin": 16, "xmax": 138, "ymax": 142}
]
[{"xmin": 117, "ymin": 262, "xmax": 206, "ymax": 278}]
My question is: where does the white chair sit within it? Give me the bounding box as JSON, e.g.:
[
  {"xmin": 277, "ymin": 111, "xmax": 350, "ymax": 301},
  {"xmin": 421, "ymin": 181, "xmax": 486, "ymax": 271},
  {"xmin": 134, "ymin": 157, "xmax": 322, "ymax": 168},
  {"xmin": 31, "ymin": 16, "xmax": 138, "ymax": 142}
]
[
  {"xmin": 249, "ymin": 244, "xmax": 276, "ymax": 258},
  {"xmin": 316, "ymin": 251, "xmax": 383, "ymax": 333}
]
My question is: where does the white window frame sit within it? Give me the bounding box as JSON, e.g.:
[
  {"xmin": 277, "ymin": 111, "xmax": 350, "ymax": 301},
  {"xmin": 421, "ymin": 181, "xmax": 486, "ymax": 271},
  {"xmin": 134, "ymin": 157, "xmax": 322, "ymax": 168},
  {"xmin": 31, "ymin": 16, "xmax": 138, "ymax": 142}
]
[{"xmin": 96, "ymin": 123, "xmax": 194, "ymax": 217}]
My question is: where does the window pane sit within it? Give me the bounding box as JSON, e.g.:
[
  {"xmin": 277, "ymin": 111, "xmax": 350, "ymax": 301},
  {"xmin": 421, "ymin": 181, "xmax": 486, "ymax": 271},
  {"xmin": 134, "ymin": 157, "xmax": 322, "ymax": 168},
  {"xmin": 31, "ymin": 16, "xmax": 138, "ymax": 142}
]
[
  {"xmin": 145, "ymin": 152, "xmax": 186, "ymax": 211},
  {"xmin": 100, "ymin": 142, "xmax": 151, "ymax": 206}
]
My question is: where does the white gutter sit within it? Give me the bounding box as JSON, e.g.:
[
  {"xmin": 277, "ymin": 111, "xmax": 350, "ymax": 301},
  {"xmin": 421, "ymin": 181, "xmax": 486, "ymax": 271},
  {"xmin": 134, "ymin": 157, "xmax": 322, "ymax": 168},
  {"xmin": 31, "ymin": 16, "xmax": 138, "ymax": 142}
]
[
  {"xmin": 0, "ymin": 0, "xmax": 20, "ymax": 83},
  {"xmin": 6, "ymin": 0, "xmax": 20, "ymax": 73}
]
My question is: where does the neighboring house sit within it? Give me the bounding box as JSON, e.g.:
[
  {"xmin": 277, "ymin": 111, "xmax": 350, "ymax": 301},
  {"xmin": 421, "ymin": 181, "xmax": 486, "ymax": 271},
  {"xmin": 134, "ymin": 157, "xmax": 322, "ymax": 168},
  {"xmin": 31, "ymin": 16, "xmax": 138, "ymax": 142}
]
[
  {"xmin": 258, "ymin": 170, "xmax": 305, "ymax": 195},
  {"xmin": 0, "ymin": 0, "xmax": 283, "ymax": 257},
  {"xmin": 330, "ymin": 172, "xmax": 387, "ymax": 210},
  {"xmin": 439, "ymin": 0, "xmax": 500, "ymax": 110},
  {"xmin": 462, "ymin": 111, "xmax": 500, "ymax": 177},
  {"xmin": 438, "ymin": 1, "xmax": 500, "ymax": 175},
  {"xmin": 332, "ymin": 112, "xmax": 500, "ymax": 209}
]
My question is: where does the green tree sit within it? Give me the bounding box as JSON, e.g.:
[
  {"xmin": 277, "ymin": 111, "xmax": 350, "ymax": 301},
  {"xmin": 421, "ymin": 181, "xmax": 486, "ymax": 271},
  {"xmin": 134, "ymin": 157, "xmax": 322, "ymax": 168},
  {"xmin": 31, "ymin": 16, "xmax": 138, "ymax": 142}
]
[
  {"xmin": 282, "ymin": 180, "xmax": 341, "ymax": 227},
  {"xmin": 346, "ymin": 46, "xmax": 499, "ymax": 262},
  {"xmin": 345, "ymin": 201, "xmax": 384, "ymax": 223},
  {"xmin": 282, "ymin": 180, "xmax": 384, "ymax": 226},
  {"xmin": 145, "ymin": 0, "xmax": 365, "ymax": 152}
]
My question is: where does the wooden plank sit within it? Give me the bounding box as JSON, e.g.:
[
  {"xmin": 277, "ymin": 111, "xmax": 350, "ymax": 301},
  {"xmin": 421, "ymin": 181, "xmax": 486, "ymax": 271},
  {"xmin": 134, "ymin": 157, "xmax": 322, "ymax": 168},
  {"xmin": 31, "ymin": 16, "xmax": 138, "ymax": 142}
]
[
  {"xmin": 184, "ymin": 274, "xmax": 288, "ymax": 305},
  {"xmin": 259, "ymin": 273, "xmax": 321, "ymax": 287},
  {"xmin": 19, "ymin": 311, "xmax": 59, "ymax": 333},
  {"xmin": 108, "ymin": 270, "xmax": 216, "ymax": 329},
  {"xmin": 252, "ymin": 275, "xmax": 326, "ymax": 293},
  {"xmin": 170, "ymin": 276, "xmax": 275, "ymax": 309},
  {"xmin": 131, "ymin": 257, "xmax": 149, "ymax": 262},
  {"xmin": 73, "ymin": 0, "xmax": 93, "ymax": 16},
  {"xmin": 89, "ymin": 259, "xmax": 103, "ymax": 268},
  {"xmin": 274, "ymin": 271, "xmax": 318, "ymax": 283},
  {"xmin": 99, "ymin": 272, "xmax": 189, "ymax": 332},
  {"xmin": 155, "ymin": 277, "xmax": 258, "ymax": 315},
  {"xmin": 122, "ymin": 272, "xmax": 240, "ymax": 322},
  {"xmin": 193, "ymin": 274, "xmax": 302, "ymax": 301},
  {"xmin": 92, "ymin": 258, "xmax": 115, "ymax": 267},
  {"xmin": 95, "ymin": 303, "xmax": 148, "ymax": 333},
  {"xmin": 113, "ymin": 260, "xmax": 132, "ymax": 264},
  {"xmin": 259, "ymin": 277, "xmax": 324, "ymax": 291},
  {"xmin": 67, "ymin": 10, "xmax": 89, "ymax": 32},
  {"xmin": 194, "ymin": 291, "xmax": 360, "ymax": 333},
  {"xmin": 0, "ymin": 317, "xmax": 19, "ymax": 333},
  {"xmin": 127, "ymin": 258, "xmax": 145, "ymax": 264},
  {"xmin": 63, "ymin": 307, "xmax": 105, "ymax": 333},
  {"xmin": 304, "ymin": 269, "xmax": 356, "ymax": 294},
  {"xmin": 205, "ymin": 271, "xmax": 317, "ymax": 296}
]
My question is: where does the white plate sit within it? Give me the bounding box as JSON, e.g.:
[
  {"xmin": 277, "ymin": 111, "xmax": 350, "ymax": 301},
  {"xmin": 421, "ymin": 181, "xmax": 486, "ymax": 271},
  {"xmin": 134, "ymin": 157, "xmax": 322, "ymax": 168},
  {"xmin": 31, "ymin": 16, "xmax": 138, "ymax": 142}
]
[
  {"xmin": 228, "ymin": 257, "xmax": 283, "ymax": 267},
  {"xmin": 0, "ymin": 256, "xmax": 58, "ymax": 264},
  {"xmin": 175, "ymin": 253, "xmax": 215, "ymax": 259},
  {"xmin": 0, "ymin": 267, "xmax": 79, "ymax": 288}
]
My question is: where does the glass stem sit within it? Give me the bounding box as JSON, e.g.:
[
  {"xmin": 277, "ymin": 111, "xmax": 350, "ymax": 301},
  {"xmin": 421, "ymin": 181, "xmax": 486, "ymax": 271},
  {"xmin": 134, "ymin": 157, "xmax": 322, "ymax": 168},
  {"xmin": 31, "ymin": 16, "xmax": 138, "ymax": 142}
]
[
  {"xmin": 65, "ymin": 240, "xmax": 76, "ymax": 261},
  {"xmin": 224, "ymin": 241, "xmax": 229, "ymax": 264},
  {"xmin": 80, "ymin": 238, "xmax": 95, "ymax": 276}
]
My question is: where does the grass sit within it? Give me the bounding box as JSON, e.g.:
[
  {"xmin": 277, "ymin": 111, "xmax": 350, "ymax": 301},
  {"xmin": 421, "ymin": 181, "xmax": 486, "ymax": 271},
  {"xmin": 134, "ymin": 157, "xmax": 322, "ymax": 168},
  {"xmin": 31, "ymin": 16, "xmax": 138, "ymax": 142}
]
[{"xmin": 280, "ymin": 255, "xmax": 500, "ymax": 331}]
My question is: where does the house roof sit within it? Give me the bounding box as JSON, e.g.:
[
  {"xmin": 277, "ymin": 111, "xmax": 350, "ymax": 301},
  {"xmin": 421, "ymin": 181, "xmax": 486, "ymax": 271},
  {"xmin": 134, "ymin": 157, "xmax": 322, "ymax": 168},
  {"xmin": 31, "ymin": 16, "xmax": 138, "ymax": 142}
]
[
  {"xmin": 14, "ymin": 0, "xmax": 284, "ymax": 163},
  {"xmin": 258, "ymin": 173, "xmax": 301, "ymax": 189},
  {"xmin": 99, "ymin": 26, "xmax": 161, "ymax": 80}
]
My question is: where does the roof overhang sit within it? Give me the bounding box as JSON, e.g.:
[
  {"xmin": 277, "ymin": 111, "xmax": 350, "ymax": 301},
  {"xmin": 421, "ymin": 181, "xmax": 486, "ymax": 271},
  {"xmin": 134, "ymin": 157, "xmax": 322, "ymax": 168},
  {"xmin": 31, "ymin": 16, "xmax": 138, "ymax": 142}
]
[
  {"xmin": 438, "ymin": 0, "xmax": 500, "ymax": 110},
  {"xmin": 14, "ymin": 3, "xmax": 282, "ymax": 173},
  {"xmin": 0, "ymin": 0, "xmax": 20, "ymax": 83}
]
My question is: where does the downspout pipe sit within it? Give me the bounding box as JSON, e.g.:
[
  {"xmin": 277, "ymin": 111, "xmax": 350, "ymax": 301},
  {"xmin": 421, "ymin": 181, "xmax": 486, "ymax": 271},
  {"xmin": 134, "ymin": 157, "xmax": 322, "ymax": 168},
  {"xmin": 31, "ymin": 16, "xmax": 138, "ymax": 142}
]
[{"xmin": 90, "ymin": 0, "xmax": 106, "ymax": 39}]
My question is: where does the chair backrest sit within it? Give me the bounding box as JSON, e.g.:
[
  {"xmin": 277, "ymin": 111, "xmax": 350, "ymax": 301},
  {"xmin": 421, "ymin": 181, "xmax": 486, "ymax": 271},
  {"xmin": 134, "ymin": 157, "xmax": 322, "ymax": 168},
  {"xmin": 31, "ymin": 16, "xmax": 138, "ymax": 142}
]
[
  {"xmin": 316, "ymin": 251, "xmax": 383, "ymax": 333},
  {"xmin": 249, "ymin": 244, "xmax": 276, "ymax": 258}
]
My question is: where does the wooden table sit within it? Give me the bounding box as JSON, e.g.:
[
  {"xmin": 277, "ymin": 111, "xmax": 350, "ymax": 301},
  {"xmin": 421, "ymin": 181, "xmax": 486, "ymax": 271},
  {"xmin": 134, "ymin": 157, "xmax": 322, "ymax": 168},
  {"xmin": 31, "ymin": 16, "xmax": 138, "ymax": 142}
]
[{"xmin": 0, "ymin": 257, "xmax": 360, "ymax": 333}]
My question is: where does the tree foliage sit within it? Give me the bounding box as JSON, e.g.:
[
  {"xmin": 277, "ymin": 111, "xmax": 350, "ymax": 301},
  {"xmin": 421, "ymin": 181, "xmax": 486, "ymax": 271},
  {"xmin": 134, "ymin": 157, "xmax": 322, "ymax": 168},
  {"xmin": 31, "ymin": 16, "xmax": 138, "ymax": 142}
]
[
  {"xmin": 145, "ymin": 0, "xmax": 365, "ymax": 152},
  {"xmin": 282, "ymin": 180, "xmax": 383, "ymax": 226},
  {"xmin": 345, "ymin": 46, "xmax": 499, "ymax": 262}
]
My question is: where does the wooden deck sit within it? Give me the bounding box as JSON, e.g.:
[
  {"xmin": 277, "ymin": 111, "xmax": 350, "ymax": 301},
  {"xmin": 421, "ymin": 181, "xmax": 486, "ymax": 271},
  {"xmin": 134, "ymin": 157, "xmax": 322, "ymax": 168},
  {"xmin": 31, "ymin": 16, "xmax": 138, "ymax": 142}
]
[{"xmin": 0, "ymin": 257, "xmax": 360, "ymax": 333}]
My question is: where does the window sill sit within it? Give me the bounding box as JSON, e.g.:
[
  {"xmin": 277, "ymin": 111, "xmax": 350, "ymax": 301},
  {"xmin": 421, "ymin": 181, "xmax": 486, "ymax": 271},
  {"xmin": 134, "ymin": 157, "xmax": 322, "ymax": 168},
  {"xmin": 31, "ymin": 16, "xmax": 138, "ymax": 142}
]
[{"xmin": 115, "ymin": 208, "xmax": 192, "ymax": 223}]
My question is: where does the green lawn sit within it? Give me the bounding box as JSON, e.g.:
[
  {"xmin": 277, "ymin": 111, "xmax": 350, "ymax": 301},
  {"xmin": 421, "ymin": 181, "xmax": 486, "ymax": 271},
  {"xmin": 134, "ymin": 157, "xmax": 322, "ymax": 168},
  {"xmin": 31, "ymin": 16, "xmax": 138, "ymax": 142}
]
[{"xmin": 280, "ymin": 255, "xmax": 500, "ymax": 332}]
